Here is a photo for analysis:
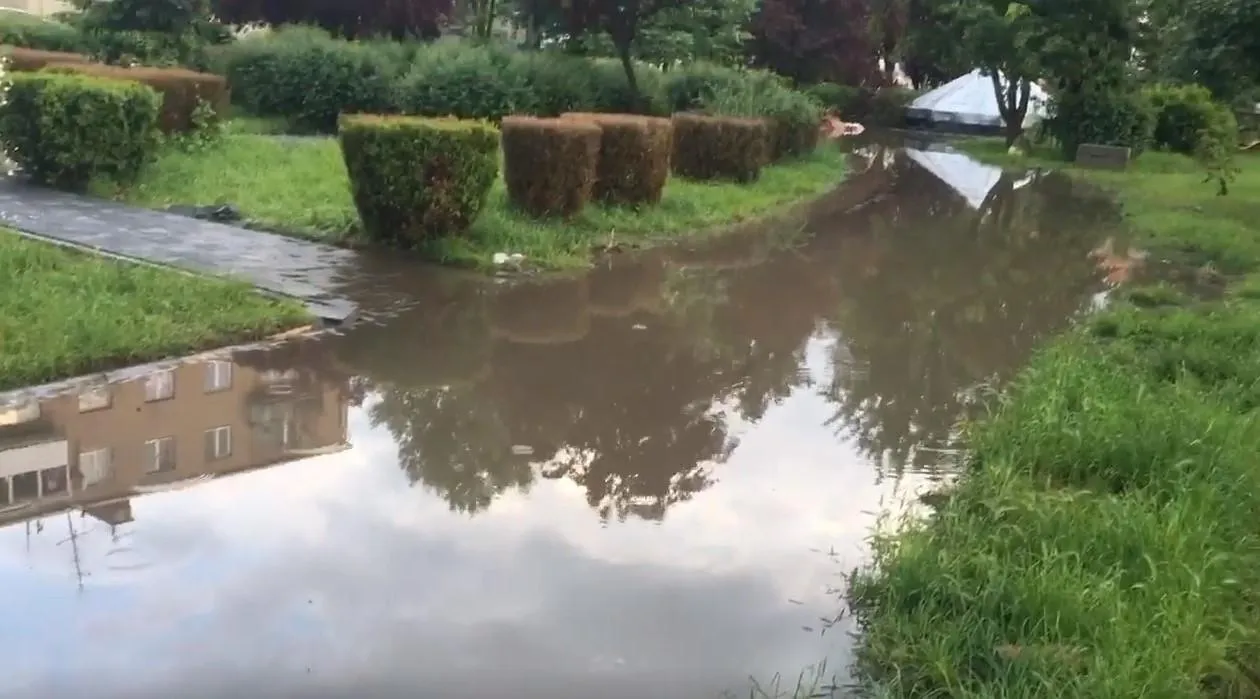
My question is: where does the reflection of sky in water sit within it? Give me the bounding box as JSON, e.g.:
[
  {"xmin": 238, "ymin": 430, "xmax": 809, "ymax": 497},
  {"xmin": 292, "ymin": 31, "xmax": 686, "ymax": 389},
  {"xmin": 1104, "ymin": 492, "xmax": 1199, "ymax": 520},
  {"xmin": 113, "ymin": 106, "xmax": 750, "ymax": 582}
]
[{"xmin": 0, "ymin": 335, "xmax": 936, "ymax": 699}]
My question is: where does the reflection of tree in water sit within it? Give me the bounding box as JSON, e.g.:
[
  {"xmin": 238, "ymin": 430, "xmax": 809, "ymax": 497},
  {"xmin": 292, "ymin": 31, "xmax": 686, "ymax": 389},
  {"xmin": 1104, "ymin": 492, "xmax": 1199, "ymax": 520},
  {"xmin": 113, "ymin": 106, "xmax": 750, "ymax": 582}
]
[
  {"xmin": 330, "ymin": 144, "xmax": 1123, "ymax": 516},
  {"xmin": 370, "ymin": 384, "xmax": 535, "ymax": 514},
  {"xmin": 819, "ymin": 157, "xmax": 1117, "ymax": 474}
]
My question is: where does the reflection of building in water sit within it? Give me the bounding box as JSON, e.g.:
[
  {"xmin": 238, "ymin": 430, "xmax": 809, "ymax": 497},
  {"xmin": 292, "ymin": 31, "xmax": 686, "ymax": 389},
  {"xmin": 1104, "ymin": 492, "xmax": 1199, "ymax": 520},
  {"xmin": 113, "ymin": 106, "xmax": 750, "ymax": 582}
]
[{"xmin": 0, "ymin": 358, "xmax": 351, "ymax": 529}]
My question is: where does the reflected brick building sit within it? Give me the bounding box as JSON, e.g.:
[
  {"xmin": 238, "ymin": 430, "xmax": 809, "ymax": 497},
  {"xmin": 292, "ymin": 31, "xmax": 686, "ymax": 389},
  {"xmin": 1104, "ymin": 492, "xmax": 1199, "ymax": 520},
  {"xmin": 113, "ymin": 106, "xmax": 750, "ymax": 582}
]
[{"xmin": 0, "ymin": 357, "xmax": 351, "ymax": 528}]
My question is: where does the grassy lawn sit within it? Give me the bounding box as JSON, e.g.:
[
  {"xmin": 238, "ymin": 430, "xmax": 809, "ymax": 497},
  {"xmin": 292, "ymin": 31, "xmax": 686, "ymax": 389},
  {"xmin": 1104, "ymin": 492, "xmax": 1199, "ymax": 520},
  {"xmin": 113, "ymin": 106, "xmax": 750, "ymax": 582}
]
[
  {"xmin": 849, "ymin": 143, "xmax": 1260, "ymax": 696},
  {"xmin": 91, "ymin": 129, "xmax": 849, "ymax": 269},
  {"xmin": 0, "ymin": 229, "xmax": 310, "ymax": 390}
]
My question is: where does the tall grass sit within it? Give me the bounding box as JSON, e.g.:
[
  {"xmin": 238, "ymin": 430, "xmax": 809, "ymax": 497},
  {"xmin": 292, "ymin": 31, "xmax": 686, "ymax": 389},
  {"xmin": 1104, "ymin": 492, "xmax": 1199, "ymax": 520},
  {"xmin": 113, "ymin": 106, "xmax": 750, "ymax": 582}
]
[{"xmin": 848, "ymin": 147, "xmax": 1260, "ymax": 697}]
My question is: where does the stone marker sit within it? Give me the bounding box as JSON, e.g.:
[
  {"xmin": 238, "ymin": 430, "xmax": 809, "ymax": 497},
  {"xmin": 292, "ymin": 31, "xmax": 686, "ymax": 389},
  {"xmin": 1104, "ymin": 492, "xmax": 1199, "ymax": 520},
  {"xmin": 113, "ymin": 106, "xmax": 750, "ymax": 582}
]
[{"xmin": 1075, "ymin": 143, "xmax": 1130, "ymax": 170}]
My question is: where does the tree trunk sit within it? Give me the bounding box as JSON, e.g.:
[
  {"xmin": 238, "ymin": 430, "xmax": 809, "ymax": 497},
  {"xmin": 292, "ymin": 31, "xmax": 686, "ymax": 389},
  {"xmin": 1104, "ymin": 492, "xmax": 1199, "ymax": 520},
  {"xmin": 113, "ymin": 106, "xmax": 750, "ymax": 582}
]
[
  {"xmin": 989, "ymin": 71, "xmax": 1031, "ymax": 148},
  {"xmin": 616, "ymin": 38, "xmax": 641, "ymax": 112}
]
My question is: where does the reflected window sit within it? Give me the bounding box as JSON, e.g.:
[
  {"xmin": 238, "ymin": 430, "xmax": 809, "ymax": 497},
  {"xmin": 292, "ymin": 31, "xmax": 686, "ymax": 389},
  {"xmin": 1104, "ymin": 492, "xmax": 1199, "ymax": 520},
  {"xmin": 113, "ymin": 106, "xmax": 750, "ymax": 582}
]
[
  {"xmin": 204, "ymin": 361, "xmax": 233, "ymax": 393},
  {"xmin": 0, "ymin": 399, "xmax": 39, "ymax": 426},
  {"xmin": 79, "ymin": 448, "xmax": 113, "ymax": 487},
  {"xmin": 144, "ymin": 370, "xmax": 175, "ymax": 402},
  {"xmin": 11, "ymin": 472, "xmax": 38, "ymax": 502},
  {"xmin": 40, "ymin": 467, "xmax": 68, "ymax": 497},
  {"xmin": 204, "ymin": 426, "xmax": 232, "ymax": 461},
  {"xmin": 144, "ymin": 436, "xmax": 176, "ymax": 473},
  {"xmin": 78, "ymin": 384, "xmax": 112, "ymax": 413}
]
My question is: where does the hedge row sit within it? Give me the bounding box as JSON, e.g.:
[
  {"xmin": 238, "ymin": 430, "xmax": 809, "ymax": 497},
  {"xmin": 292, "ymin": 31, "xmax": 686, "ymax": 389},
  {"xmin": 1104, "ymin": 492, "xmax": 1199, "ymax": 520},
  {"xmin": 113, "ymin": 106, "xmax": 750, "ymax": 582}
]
[
  {"xmin": 0, "ymin": 72, "xmax": 161, "ymax": 190},
  {"xmin": 211, "ymin": 26, "xmax": 824, "ymax": 147},
  {"xmin": 672, "ymin": 114, "xmax": 769, "ymax": 183},
  {"xmin": 560, "ymin": 113, "xmax": 673, "ymax": 205},
  {"xmin": 5, "ymin": 46, "xmax": 228, "ymax": 133}
]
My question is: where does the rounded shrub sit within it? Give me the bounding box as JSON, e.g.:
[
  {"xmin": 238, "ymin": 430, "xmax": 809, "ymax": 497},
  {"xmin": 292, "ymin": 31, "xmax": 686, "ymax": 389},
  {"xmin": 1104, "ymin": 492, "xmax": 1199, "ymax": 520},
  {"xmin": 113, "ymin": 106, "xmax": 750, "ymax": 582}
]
[
  {"xmin": 1146, "ymin": 83, "xmax": 1239, "ymax": 154},
  {"xmin": 221, "ymin": 29, "xmax": 399, "ymax": 132},
  {"xmin": 1049, "ymin": 86, "xmax": 1157, "ymax": 160},
  {"xmin": 338, "ymin": 114, "xmax": 500, "ymax": 245},
  {"xmin": 43, "ymin": 63, "xmax": 228, "ymax": 133},
  {"xmin": 671, "ymin": 113, "xmax": 769, "ymax": 183},
  {"xmin": 395, "ymin": 42, "xmax": 527, "ymax": 122},
  {"xmin": 0, "ymin": 71, "xmax": 161, "ymax": 190},
  {"xmin": 501, "ymin": 116, "xmax": 602, "ymax": 218},
  {"xmin": 561, "ymin": 112, "xmax": 673, "ymax": 205}
]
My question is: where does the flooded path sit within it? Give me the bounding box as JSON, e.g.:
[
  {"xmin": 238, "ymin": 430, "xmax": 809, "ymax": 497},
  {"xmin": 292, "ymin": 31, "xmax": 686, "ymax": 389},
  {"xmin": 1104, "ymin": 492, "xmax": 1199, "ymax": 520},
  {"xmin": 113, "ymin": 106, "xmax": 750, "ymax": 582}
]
[{"xmin": 0, "ymin": 142, "xmax": 1124, "ymax": 699}]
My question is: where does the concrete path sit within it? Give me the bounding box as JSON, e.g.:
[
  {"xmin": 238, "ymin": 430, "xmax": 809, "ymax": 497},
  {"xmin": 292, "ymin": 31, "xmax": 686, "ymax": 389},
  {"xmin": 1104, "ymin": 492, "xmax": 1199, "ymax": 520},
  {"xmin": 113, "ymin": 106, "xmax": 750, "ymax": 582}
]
[{"xmin": 0, "ymin": 178, "xmax": 359, "ymax": 324}]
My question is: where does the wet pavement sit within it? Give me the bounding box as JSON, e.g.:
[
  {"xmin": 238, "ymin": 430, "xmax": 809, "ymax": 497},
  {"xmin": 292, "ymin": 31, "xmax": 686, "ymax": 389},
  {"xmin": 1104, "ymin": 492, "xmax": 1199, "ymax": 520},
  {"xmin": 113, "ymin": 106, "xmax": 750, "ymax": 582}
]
[
  {"xmin": 0, "ymin": 141, "xmax": 1124, "ymax": 699},
  {"xmin": 0, "ymin": 178, "xmax": 359, "ymax": 323}
]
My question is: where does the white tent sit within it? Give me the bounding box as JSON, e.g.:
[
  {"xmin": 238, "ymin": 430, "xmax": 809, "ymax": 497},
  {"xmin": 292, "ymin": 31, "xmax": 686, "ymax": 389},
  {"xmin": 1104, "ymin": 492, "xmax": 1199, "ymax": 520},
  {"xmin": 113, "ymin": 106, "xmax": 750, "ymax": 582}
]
[{"xmin": 906, "ymin": 69, "xmax": 1050, "ymax": 132}]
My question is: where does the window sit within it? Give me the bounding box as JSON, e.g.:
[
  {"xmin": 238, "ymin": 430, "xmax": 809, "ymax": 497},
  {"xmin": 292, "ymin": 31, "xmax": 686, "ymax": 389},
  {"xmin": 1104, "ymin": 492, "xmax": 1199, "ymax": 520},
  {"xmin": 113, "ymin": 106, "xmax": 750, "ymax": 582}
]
[
  {"xmin": 204, "ymin": 361, "xmax": 233, "ymax": 393},
  {"xmin": 144, "ymin": 437, "xmax": 176, "ymax": 473},
  {"xmin": 40, "ymin": 467, "xmax": 69, "ymax": 497},
  {"xmin": 204, "ymin": 426, "xmax": 232, "ymax": 461},
  {"xmin": 78, "ymin": 384, "xmax": 112, "ymax": 413},
  {"xmin": 11, "ymin": 472, "xmax": 38, "ymax": 502},
  {"xmin": 144, "ymin": 370, "xmax": 175, "ymax": 402},
  {"xmin": 79, "ymin": 448, "xmax": 113, "ymax": 487}
]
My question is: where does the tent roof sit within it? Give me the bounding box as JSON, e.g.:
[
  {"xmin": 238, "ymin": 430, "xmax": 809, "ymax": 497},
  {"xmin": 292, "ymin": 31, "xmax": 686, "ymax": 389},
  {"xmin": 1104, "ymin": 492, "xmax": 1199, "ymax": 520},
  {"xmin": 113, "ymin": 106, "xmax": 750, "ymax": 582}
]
[{"xmin": 908, "ymin": 70, "xmax": 1050, "ymax": 127}]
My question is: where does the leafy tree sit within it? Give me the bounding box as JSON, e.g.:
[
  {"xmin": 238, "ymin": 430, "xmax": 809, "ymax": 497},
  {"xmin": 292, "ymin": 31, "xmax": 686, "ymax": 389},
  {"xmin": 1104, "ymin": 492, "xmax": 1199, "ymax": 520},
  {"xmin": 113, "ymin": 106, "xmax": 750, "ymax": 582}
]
[
  {"xmin": 531, "ymin": 0, "xmax": 683, "ymax": 105},
  {"xmin": 902, "ymin": 0, "xmax": 970, "ymax": 87},
  {"xmin": 211, "ymin": 0, "xmax": 451, "ymax": 39},
  {"xmin": 948, "ymin": 0, "xmax": 1043, "ymax": 145},
  {"xmin": 1177, "ymin": 0, "xmax": 1260, "ymax": 101},
  {"xmin": 569, "ymin": 0, "xmax": 756, "ymax": 68},
  {"xmin": 748, "ymin": 0, "xmax": 880, "ymax": 85},
  {"xmin": 869, "ymin": 0, "xmax": 909, "ymax": 83}
]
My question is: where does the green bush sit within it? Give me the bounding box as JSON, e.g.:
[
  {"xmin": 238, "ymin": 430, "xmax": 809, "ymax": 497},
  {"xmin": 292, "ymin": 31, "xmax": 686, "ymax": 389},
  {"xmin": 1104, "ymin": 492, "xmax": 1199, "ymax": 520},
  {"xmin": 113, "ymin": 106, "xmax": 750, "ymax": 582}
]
[
  {"xmin": 221, "ymin": 27, "xmax": 400, "ymax": 132},
  {"xmin": 1049, "ymin": 86, "xmax": 1157, "ymax": 160},
  {"xmin": 699, "ymin": 78, "xmax": 822, "ymax": 161},
  {"xmin": 338, "ymin": 114, "xmax": 499, "ymax": 245},
  {"xmin": 804, "ymin": 82, "xmax": 867, "ymax": 118},
  {"xmin": 0, "ymin": 72, "xmax": 161, "ymax": 190},
  {"xmin": 666, "ymin": 62, "xmax": 754, "ymax": 112},
  {"xmin": 1146, "ymin": 83, "xmax": 1239, "ymax": 154},
  {"xmin": 587, "ymin": 59, "xmax": 669, "ymax": 115},
  {"xmin": 395, "ymin": 42, "xmax": 528, "ymax": 121},
  {"xmin": 501, "ymin": 116, "xmax": 602, "ymax": 218},
  {"xmin": 867, "ymin": 87, "xmax": 917, "ymax": 127},
  {"xmin": 671, "ymin": 113, "xmax": 769, "ymax": 182},
  {"xmin": 0, "ymin": 12, "xmax": 82, "ymax": 52}
]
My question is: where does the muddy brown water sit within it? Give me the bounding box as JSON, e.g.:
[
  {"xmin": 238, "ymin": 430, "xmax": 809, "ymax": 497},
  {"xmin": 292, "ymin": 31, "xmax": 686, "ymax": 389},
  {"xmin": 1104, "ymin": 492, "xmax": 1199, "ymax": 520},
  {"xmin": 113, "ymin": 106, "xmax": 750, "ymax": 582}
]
[{"xmin": 0, "ymin": 142, "xmax": 1123, "ymax": 699}]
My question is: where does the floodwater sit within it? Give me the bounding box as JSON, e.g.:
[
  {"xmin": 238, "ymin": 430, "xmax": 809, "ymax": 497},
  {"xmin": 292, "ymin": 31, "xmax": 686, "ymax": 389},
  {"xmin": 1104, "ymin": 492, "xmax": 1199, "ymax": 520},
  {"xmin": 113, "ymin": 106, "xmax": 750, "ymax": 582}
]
[{"xmin": 0, "ymin": 140, "xmax": 1124, "ymax": 699}]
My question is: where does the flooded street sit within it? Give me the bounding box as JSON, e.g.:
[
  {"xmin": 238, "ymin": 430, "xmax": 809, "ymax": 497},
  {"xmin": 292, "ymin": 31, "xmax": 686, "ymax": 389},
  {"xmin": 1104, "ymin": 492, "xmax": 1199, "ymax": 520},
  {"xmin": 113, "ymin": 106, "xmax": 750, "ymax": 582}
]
[{"xmin": 0, "ymin": 142, "xmax": 1123, "ymax": 698}]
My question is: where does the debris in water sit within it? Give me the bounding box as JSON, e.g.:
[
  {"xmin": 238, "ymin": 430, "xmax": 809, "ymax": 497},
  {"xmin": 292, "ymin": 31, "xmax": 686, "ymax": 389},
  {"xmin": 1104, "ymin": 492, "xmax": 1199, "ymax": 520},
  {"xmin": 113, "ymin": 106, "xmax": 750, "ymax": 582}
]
[
  {"xmin": 492, "ymin": 252, "xmax": 526, "ymax": 266},
  {"xmin": 511, "ymin": 445, "xmax": 534, "ymax": 456}
]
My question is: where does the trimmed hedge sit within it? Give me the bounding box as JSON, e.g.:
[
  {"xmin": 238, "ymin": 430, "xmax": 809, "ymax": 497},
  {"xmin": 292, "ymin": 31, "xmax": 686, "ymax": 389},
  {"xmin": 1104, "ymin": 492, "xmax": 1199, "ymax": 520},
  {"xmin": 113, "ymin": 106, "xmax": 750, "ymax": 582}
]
[
  {"xmin": 4, "ymin": 46, "xmax": 89, "ymax": 72},
  {"xmin": 671, "ymin": 113, "xmax": 769, "ymax": 183},
  {"xmin": 42, "ymin": 62, "xmax": 228, "ymax": 133},
  {"xmin": 501, "ymin": 116, "xmax": 602, "ymax": 218},
  {"xmin": 0, "ymin": 72, "xmax": 161, "ymax": 190},
  {"xmin": 338, "ymin": 114, "xmax": 499, "ymax": 245},
  {"xmin": 561, "ymin": 112, "xmax": 673, "ymax": 205}
]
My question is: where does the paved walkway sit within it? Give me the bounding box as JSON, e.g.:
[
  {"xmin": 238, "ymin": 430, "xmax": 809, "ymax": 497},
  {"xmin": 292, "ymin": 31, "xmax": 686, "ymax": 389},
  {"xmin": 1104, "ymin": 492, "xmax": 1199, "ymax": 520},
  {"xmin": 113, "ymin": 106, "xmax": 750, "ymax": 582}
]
[{"xmin": 0, "ymin": 178, "xmax": 359, "ymax": 323}]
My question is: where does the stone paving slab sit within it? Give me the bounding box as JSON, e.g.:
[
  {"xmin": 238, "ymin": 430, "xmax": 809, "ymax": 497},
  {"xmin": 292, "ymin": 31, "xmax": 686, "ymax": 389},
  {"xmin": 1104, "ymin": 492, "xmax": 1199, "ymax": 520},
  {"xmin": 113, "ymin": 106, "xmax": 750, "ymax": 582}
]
[{"xmin": 0, "ymin": 178, "xmax": 359, "ymax": 323}]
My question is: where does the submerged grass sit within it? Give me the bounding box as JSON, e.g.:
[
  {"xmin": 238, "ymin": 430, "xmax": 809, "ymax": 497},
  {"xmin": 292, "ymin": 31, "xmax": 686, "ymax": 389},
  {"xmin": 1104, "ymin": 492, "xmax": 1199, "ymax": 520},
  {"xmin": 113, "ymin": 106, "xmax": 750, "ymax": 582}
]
[
  {"xmin": 91, "ymin": 129, "xmax": 848, "ymax": 270},
  {"xmin": 0, "ymin": 229, "xmax": 310, "ymax": 390},
  {"xmin": 849, "ymin": 145, "xmax": 1260, "ymax": 697}
]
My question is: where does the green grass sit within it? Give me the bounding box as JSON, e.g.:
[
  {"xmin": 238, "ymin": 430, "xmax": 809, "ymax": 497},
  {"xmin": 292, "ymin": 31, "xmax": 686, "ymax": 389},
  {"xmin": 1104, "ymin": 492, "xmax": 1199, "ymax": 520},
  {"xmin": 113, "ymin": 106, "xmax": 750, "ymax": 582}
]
[
  {"xmin": 92, "ymin": 129, "xmax": 849, "ymax": 270},
  {"xmin": 0, "ymin": 229, "xmax": 311, "ymax": 390},
  {"xmin": 849, "ymin": 144, "xmax": 1260, "ymax": 697}
]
